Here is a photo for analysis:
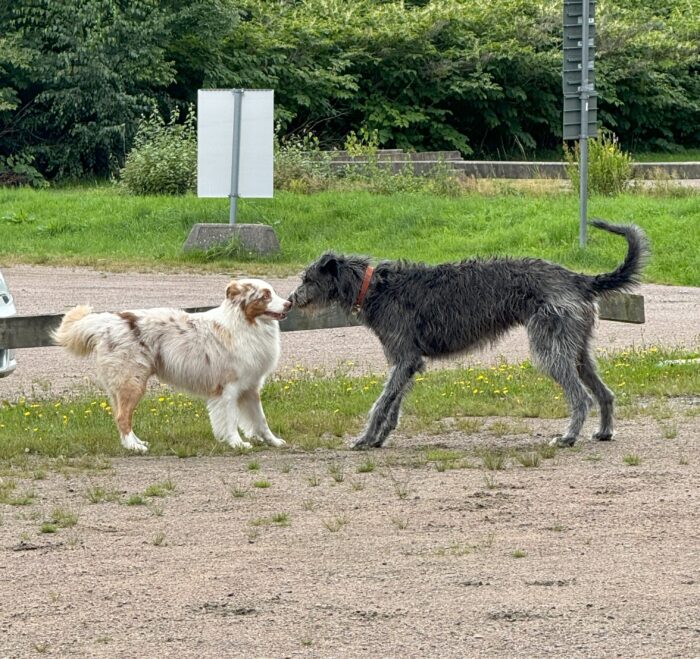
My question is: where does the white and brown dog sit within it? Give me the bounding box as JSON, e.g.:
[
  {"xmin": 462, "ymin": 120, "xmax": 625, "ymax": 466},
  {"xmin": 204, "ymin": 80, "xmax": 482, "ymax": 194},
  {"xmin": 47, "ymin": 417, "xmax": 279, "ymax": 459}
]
[{"xmin": 53, "ymin": 279, "xmax": 291, "ymax": 452}]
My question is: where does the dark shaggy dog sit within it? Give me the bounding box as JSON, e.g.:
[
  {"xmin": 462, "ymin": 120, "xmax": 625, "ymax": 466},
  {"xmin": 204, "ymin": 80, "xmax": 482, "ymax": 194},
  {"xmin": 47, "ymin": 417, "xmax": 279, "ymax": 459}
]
[{"xmin": 289, "ymin": 219, "xmax": 649, "ymax": 449}]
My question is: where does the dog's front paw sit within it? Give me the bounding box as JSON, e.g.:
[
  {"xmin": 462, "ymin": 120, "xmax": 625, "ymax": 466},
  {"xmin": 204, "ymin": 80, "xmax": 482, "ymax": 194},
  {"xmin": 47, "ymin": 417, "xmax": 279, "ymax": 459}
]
[
  {"xmin": 593, "ymin": 430, "xmax": 614, "ymax": 441},
  {"xmin": 352, "ymin": 436, "xmax": 382, "ymax": 450},
  {"xmin": 227, "ymin": 437, "xmax": 252, "ymax": 450},
  {"xmin": 265, "ymin": 434, "xmax": 286, "ymax": 448},
  {"xmin": 121, "ymin": 432, "xmax": 149, "ymax": 453}
]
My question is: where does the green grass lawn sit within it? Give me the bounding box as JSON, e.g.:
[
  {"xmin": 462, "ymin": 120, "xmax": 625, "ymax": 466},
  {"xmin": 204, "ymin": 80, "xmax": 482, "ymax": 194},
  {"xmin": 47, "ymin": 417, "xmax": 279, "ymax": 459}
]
[{"xmin": 1, "ymin": 186, "xmax": 699, "ymax": 285}]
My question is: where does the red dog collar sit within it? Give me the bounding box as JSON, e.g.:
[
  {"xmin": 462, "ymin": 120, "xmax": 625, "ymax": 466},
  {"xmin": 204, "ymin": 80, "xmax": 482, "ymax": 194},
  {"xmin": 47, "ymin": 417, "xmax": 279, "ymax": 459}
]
[{"xmin": 353, "ymin": 265, "xmax": 374, "ymax": 312}]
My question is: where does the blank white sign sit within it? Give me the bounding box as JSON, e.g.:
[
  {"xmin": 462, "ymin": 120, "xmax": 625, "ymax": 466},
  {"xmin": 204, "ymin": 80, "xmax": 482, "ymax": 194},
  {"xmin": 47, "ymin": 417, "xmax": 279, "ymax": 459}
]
[{"xmin": 197, "ymin": 89, "xmax": 274, "ymax": 198}]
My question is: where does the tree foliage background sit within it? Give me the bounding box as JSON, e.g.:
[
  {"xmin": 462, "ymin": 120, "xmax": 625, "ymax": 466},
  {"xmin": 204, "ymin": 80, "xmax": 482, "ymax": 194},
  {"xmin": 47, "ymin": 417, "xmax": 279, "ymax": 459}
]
[{"xmin": 0, "ymin": 0, "xmax": 698, "ymax": 180}]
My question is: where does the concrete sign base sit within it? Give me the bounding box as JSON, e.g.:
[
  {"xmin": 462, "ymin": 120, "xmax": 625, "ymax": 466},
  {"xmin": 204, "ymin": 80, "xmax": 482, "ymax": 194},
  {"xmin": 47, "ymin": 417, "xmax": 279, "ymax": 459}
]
[{"xmin": 183, "ymin": 223, "xmax": 280, "ymax": 255}]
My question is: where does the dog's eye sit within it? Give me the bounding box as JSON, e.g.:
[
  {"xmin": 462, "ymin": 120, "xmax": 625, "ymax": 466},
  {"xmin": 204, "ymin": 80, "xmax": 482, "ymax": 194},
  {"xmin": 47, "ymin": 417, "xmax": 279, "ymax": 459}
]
[{"xmin": 262, "ymin": 290, "xmax": 271, "ymax": 301}]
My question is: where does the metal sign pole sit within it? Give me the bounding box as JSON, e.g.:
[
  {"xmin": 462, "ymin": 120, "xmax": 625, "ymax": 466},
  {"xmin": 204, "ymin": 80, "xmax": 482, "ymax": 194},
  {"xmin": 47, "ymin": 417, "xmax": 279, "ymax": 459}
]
[
  {"xmin": 578, "ymin": 1, "xmax": 590, "ymax": 247},
  {"xmin": 563, "ymin": 0, "xmax": 596, "ymax": 249},
  {"xmin": 229, "ymin": 90, "xmax": 244, "ymax": 225}
]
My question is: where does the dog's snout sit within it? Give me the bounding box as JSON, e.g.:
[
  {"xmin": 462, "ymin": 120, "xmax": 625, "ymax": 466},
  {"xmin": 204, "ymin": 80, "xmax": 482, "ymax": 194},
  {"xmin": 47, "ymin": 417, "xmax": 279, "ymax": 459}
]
[{"xmin": 283, "ymin": 299, "xmax": 292, "ymax": 311}]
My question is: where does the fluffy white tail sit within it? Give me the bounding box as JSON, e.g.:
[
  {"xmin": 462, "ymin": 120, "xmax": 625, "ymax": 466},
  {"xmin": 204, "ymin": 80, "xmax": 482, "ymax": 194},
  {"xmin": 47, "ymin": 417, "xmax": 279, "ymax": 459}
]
[{"xmin": 52, "ymin": 305, "xmax": 97, "ymax": 357}]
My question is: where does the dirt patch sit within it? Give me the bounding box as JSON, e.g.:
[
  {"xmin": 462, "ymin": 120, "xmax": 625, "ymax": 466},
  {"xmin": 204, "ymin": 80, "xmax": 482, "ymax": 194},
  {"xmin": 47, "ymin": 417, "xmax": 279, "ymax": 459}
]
[{"xmin": 1, "ymin": 414, "xmax": 698, "ymax": 657}]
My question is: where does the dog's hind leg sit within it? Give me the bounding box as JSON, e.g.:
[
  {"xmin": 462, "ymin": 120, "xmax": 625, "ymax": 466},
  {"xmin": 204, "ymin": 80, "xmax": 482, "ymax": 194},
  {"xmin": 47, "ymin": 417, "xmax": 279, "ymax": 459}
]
[
  {"xmin": 113, "ymin": 379, "xmax": 149, "ymax": 453},
  {"xmin": 528, "ymin": 312, "xmax": 592, "ymax": 448},
  {"xmin": 238, "ymin": 387, "xmax": 285, "ymax": 447},
  {"xmin": 353, "ymin": 357, "xmax": 424, "ymax": 449},
  {"xmin": 577, "ymin": 338, "xmax": 615, "ymax": 441}
]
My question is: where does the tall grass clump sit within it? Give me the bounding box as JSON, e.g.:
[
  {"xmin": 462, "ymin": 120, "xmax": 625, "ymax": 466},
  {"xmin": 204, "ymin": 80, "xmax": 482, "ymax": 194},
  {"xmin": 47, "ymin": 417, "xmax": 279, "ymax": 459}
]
[
  {"xmin": 564, "ymin": 130, "xmax": 633, "ymax": 195},
  {"xmin": 120, "ymin": 106, "xmax": 196, "ymax": 195}
]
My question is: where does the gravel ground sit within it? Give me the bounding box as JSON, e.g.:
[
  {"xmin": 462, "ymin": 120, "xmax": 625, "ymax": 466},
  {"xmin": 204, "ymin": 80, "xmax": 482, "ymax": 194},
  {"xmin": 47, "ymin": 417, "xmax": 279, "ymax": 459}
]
[
  {"xmin": 0, "ymin": 418, "xmax": 698, "ymax": 658},
  {"xmin": 0, "ymin": 265, "xmax": 699, "ymax": 658}
]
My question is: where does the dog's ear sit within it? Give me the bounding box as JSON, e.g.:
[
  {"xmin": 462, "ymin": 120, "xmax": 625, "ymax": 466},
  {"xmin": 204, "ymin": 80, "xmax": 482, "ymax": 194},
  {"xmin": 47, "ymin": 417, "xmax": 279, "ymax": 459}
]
[
  {"xmin": 318, "ymin": 253, "xmax": 339, "ymax": 278},
  {"xmin": 226, "ymin": 281, "xmax": 242, "ymax": 300}
]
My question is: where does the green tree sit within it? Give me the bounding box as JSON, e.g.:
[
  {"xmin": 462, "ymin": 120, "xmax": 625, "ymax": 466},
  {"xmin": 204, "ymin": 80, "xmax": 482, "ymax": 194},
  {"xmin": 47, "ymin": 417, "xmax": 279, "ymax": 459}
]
[{"xmin": 3, "ymin": 0, "xmax": 174, "ymax": 178}]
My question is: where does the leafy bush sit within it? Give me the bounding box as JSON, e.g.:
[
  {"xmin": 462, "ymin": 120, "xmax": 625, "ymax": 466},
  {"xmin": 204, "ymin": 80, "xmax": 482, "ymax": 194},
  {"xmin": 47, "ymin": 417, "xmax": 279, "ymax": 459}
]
[
  {"xmin": 564, "ymin": 130, "xmax": 633, "ymax": 195},
  {"xmin": 274, "ymin": 127, "xmax": 463, "ymax": 196},
  {"xmin": 0, "ymin": 153, "xmax": 47, "ymax": 188},
  {"xmin": 339, "ymin": 129, "xmax": 463, "ymax": 196},
  {"xmin": 274, "ymin": 131, "xmax": 333, "ymax": 193},
  {"xmin": 120, "ymin": 107, "xmax": 196, "ymax": 195}
]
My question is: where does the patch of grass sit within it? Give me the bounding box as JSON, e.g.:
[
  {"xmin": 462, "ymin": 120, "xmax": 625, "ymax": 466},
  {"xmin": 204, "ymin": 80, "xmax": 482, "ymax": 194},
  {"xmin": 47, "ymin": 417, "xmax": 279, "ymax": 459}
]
[
  {"xmin": 536, "ymin": 443, "xmax": 558, "ymax": 460},
  {"xmin": 512, "ymin": 549, "xmax": 527, "ymax": 558},
  {"xmin": 479, "ymin": 449, "xmax": 507, "ymax": 471},
  {"xmin": 323, "ymin": 514, "xmax": 349, "ymax": 533},
  {"xmin": 85, "ymin": 485, "xmax": 120, "ymax": 503},
  {"xmin": 230, "ymin": 485, "xmax": 248, "ymax": 498},
  {"xmin": 483, "ymin": 474, "xmax": 500, "ymax": 490},
  {"xmin": 328, "ymin": 462, "xmax": 345, "ymax": 483},
  {"xmin": 454, "ymin": 417, "xmax": 484, "ymax": 434},
  {"xmin": 661, "ymin": 422, "xmax": 678, "ymax": 439},
  {"xmin": 126, "ymin": 494, "xmax": 145, "ymax": 506},
  {"xmin": 50, "ymin": 507, "xmax": 78, "ymax": 528},
  {"xmin": 143, "ymin": 480, "xmax": 176, "ymax": 498},
  {"xmin": 271, "ymin": 512, "xmax": 290, "ymax": 526},
  {"xmin": 623, "ymin": 454, "xmax": 642, "ymax": 466},
  {"xmin": 252, "ymin": 479, "xmax": 271, "ymax": 489},
  {"xmin": 307, "ymin": 474, "xmax": 321, "ymax": 487},
  {"xmin": 247, "ymin": 460, "xmax": 261, "ymax": 471},
  {"xmin": 152, "ymin": 531, "xmax": 167, "ymax": 546},
  {"xmin": 39, "ymin": 522, "xmax": 57, "ymax": 534},
  {"xmin": 514, "ymin": 451, "xmax": 541, "ymax": 468},
  {"xmin": 357, "ymin": 458, "xmax": 376, "ymax": 474},
  {"xmin": 393, "ymin": 479, "xmax": 411, "ymax": 500},
  {"xmin": 391, "ymin": 516, "xmax": 409, "ymax": 530},
  {"xmin": 0, "ymin": 481, "xmax": 36, "ymax": 506},
  {"xmin": 424, "ymin": 448, "xmax": 463, "ymax": 471},
  {"xmin": 251, "ymin": 513, "xmax": 290, "ymax": 527},
  {"xmin": 435, "ymin": 543, "xmax": 472, "ymax": 557}
]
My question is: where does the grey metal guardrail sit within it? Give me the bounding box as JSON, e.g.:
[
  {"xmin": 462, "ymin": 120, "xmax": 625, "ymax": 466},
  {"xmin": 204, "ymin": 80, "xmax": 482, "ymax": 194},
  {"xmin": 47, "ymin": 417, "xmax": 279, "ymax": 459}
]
[{"xmin": 0, "ymin": 293, "xmax": 645, "ymax": 351}]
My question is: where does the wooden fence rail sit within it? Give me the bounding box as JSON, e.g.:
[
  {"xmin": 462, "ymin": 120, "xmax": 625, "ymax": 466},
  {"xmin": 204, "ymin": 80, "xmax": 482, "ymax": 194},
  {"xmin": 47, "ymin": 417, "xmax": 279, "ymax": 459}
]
[{"xmin": 0, "ymin": 293, "xmax": 645, "ymax": 351}]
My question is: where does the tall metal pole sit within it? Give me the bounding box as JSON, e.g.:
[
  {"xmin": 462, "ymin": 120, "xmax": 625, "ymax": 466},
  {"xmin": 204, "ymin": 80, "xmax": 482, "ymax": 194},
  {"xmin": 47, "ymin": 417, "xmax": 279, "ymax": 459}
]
[
  {"xmin": 578, "ymin": 1, "xmax": 590, "ymax": 247},
  {"xmin": 229, "ymin": 90, "xmax": 244, "ymax": 225}
]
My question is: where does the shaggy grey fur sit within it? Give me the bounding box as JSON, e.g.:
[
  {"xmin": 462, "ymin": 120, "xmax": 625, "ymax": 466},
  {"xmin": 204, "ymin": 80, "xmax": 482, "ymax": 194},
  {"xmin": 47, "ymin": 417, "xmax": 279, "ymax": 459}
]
[{"xmin": 289, "ymin": 219, "xmax": 649, "ymax": 449}]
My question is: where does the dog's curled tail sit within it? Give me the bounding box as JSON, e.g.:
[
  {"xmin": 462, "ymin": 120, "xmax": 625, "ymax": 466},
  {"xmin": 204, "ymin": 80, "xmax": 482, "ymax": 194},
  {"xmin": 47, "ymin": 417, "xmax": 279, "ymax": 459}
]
[
  {"xmin": 589, "ymin": 219, "xmax": 650, "ymax": 294},
  {"xmin": 52, "ymin": 305, "xmax": 97, "ymax": 357}
]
